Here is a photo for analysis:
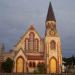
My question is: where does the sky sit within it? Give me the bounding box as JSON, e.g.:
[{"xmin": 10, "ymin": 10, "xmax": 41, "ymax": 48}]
[{"xmin": 0, "ymin": 0, "xmax": 75, "ymax": 57}]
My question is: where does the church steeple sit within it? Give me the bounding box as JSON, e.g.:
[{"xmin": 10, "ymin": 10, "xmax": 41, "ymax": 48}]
[
  {"xmin": 45, "ymin": 2, "xmax": 62, "ymax": 73},
  {"xmin": 46, "ymin": 2, "xmax": 56, "ymax": 22},
  {"xmin": 45, "ymin": 2, "xmax": 57, "ymax": 37}
]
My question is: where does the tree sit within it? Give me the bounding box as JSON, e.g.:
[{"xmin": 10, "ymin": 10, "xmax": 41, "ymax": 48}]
[
  {"xmin": 63, "ymin": 56, "xmax": 75, "ymax": 73},
  {"xmin": 1, "ymin": 58, "xmax": 13, "ymax": 73},
  {"xmin": 37, "ymin": 63, "xmax": 46, "ymax": 74},
  {"xmin": 63, "ymin": 56, "xmax": 75, "ymax": 67}
]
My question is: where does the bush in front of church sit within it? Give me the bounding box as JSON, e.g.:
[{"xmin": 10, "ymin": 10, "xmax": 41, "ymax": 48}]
[
  {"xmin": 36, "ymin": 63, "xmax": 46, "ymax": 74},
  {"xmin": 1, "ymin": 58, "xmax": 13, "ymax": 73}
]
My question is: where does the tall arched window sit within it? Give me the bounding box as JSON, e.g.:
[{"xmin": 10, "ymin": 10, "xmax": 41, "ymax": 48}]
[
  {"xmin": 50, "ymin": 40, "xmax": 56, "ymax": 50},
  {"xmin": 33, "ymin": 62, "xmax": 36, "ymax": 67},
  {"xmin": 34, "ymin": 39, "xmax": 39, "ymax": 52},
  {"xmin": 29, "ymin": 62, "xmax": 36, "ymax": 68},
  {"xmin": 25, "ymin": 38, "xmax": 29, "ymax": 51},
  {"xmin": 29, "ymin": 32, "xmax": 34, "ymax": 51},
  {"xmin": 29, "ymin": 62, "xmax": 32, "ymax": 67}
]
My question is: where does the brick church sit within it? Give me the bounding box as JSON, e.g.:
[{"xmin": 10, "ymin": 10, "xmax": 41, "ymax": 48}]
[{"xmin": 0, "ymin": 2, "xmax": 62, "ymax": 73}]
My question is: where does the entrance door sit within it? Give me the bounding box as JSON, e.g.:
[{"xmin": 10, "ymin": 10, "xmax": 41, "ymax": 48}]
[
  {"xmin": 16, "ymin": 57, "xmax": 24, "ymax": 72},
  {"xmin": 50, "ymin": 58, "xmax": 56, "ymax": 73}
]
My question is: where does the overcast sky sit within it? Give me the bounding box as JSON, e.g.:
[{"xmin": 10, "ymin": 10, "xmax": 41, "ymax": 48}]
[{"xmin": 0, "ymin": 0, "xmax": 75, "ymax": 57}]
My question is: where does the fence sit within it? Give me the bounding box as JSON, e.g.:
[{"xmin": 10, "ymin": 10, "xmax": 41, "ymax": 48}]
[{"xmin": 0, "ymin": 73, "xmax": 75, "ymax": 75}]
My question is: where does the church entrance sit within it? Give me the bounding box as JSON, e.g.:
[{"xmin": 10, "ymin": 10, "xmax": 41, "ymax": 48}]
[
  {"xmin": 49, "ymin": 57, "xmax": 57, "ymax": 73},
  {"xmin": 16, "ymin": 57, "xmax": 24, "ymax": 72}
]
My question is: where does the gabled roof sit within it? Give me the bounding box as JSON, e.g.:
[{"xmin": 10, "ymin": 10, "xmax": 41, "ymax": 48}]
[
  {"xmin": 13, "ymin": 48, "xmax": 27, "ymax": 61},
  {"xmin": 46, "ymin": 2, "xmax": 56, "ymax": 22},
  {"xmin": 13, "ymin": 25, "xmax": 42, "ymax": 48}
]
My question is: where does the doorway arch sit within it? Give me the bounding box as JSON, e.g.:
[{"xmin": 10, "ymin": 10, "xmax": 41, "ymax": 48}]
[
  {"xmin": 16, "ymin": 56, "xmax": 24, "ymax": 72},
  {"xmin": 49, "ymin": 57, "xmax": 57, "ymax": 73}
]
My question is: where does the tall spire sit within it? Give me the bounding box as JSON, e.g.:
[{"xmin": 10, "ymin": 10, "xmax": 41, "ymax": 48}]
[{"xmin": 46, "ymin": 2, "xmax": 56, "ymax": 22}]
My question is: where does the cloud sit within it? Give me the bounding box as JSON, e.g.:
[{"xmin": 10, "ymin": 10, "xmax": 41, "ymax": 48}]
[{"xmin": 0, "ymin": 0, "xmax": 75, "ymax": 57}]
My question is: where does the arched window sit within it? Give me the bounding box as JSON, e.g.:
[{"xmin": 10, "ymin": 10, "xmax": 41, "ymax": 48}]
[
  {"xmin": 25, "ymin": 38, "xmax": 29, "ymax": 51},
  {"xmin": 33, "ymin": 62, "xmax": 36, "ymax": 67},
  {"xmin": 50, "ymin": 40, "xmax": 56, "ymax": 50},
  {"xmin": 29, "ymin": 62, "xmax": 36, "ymax": 68},
  {"xmin": 34, "ymin": 39, "xmax": 39, "ymax": 52},
  {"xmin": 29, "ymin": 62, "xmax": 32, "ymax": 67},
  {"xmin": 29, "ymin": 32, "xmax": 34, "ymax": 51}
]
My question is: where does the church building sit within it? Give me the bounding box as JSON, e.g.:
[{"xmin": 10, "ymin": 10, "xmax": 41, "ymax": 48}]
[{"xmin": 0, "ymin": 2, "xmax": 62, "ymax": 73}]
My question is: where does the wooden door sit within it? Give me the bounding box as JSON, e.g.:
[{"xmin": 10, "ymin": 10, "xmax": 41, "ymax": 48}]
[
  {"xmin": 16, "ymin": 57, "xmax": 24, "ymax": 72},
  {"xmin": 50, "ymin": 58, "xmax": 56, "ymax": 73}
]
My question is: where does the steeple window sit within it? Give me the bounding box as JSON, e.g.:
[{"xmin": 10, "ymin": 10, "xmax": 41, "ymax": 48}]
[{"xmin": 50, "ymin": 40, "xmax": 56, "ymax": 50}]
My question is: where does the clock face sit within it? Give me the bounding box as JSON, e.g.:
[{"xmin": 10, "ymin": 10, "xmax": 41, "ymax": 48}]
[{"xmin": 49, "ymin": 30, "xmax": 55, "ymax": 36}]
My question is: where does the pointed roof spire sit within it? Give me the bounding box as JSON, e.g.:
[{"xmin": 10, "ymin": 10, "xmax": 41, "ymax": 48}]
[
  {"xmin": 46, "ymin": 2, "xmax": 56, "ymax": 22},
  {"xmin": 29, "ymin": 25, "xmax": 35, "ymax": 30}
]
